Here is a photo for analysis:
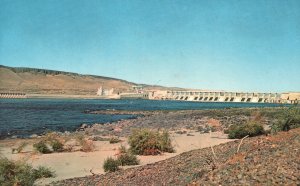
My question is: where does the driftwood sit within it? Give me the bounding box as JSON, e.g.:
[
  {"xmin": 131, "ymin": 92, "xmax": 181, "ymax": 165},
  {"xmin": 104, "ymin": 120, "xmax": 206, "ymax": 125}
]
[{"xmin": 237, "ymin": 135, "xmax": 249, "ymax": 153}]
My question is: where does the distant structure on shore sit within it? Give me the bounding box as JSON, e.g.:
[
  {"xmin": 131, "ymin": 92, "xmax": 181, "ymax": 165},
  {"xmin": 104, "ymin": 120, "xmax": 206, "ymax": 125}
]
[
  {"xmin": 119, "ymin": 85, "xmax": 149, "ymax": 99},
  {"xmin": 157, "ymin": 91, "xmax": 299, "ymax": 104},
  {"xmin": 0, "ymin": 92, "xmax": 27, "ymax": 99},
  {"xmin": 97, "ymin": 85, "xmax": 299, "ymax": 104},
  {"xmin": 96, "ymin": 86, "xmax": 114, "ymax": 96}
]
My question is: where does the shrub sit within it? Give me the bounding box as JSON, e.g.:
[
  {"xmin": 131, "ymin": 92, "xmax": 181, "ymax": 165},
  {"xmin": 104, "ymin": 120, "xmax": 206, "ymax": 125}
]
[
  {"xmin": 103, "ymin": 157, "xmax": 119, "ymax": 172},
  {"xmin": 118, "ymin": 153, "xmax": 140, "ymax": 166},
  {"xmin": 158, "ymin": 131, "xmax": 174, "ymax": 153},
  {"xmin": 271, "ymin": 106, "xmax": 300, "ymax": 133},
  {"xmin": 74, "ymin": 134, "xmax": 95, "ymax": 152},
  {"xmin": 0, "ymin": 157, "xmax": 55, "ymax": 186},
  {"xmin": 118, "ymin": 145, "xmax": 127, "ymax": 154},
  {"xmin": 128, "ymin": 128, "xmax": 174, "ymax": 155},
  {"xmin": 51, "ymin": 140, "xmax": 64, "ymax": 152},
  {"xmin": 81, "ymin": 139, "xmax": 95, "ymax": 152},
  {"xmin": 33, "ymin": 140, "xmax": 51, "ymax": 154},
  {"xmin": 33, "ymin": 166, "xmax": 55, "ymax": 179},
  {"xmin": 228, "ymin": 121, "xmax": 265, "ymax": 139},
  {"xmin": 109, "ymin": 137, "xmax": 122, "ymax": 144},
  {"xmin": 12, "ymin": 141, "xmax": 28, "ymax": 154}
]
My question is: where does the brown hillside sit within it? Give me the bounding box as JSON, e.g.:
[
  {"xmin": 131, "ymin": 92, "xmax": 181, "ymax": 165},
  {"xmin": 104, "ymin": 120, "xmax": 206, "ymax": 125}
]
[{"xmin": 0, "ymin": 66, "xmax": 136, "ymax": 95}]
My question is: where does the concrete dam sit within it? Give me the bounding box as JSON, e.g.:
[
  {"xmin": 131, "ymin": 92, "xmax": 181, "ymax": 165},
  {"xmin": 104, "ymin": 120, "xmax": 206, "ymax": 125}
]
[
  {"xmin": 161, "ymin": 91, "xmax": 298, "ymax": 104},
  {"xmin": 1, "ymin": 89, "xmax": 299, "ymax": 104},
  {"xmin": 0, "ymin": 92, "xmax": 27, "ymax": 99}
]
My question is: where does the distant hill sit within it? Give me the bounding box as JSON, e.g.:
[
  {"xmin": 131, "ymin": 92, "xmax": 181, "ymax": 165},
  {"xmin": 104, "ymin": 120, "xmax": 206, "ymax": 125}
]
[
  {"xmin": 0, "ymin": 65, "xmax": 135, "ymax": 95},
  {"xmin": 0, "ymin": 65, "xmax": 184, "ymax": 95}
]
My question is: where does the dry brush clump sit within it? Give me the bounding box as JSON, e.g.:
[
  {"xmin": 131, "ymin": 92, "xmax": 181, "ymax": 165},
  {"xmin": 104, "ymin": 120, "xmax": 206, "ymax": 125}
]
[
  {"xmin": 33, "ymin": 140, "xmax": 52, "ymax": 154},
  {"xmin": 226, "ymin": 107, "xmax": 300, "ymax": 139},
  {"xmin": 103, "ymin": 145, "xmax": 140, "ymax": 172},
  {"xmin": 33, "ymin": 132, "xmax": 96, "ymax": 153},
  {"xmin": 0, "ymin": 157, "xmax": 55, "ymax": 185},
  {"xmin": 33, "ymin": 132, "xmax": 65, "ymax": 153},
  {"xmin": 103, "ymin": 157, "xmax": 120, "ymax": 172},
  {"xmin": 128, "ymin": 128, "xmax": 174, "ymax": 155},
  {"xmin": 12, "ymin": 141, "xmax": 28, "ymax": 154},
  {"xmin": 271, "ymin": 106, "xmax": 300, "ymax": 133},
  {"xmin": 116, "ymin": 145, "xmax": 140, "ymax": 166},
  {"xmin": 226, "ymin": 121, "xmax": 265, "ymax": 139},
  {"xmin": 75, "ymin": 134, "xmax": 95, "ymax": 152}
]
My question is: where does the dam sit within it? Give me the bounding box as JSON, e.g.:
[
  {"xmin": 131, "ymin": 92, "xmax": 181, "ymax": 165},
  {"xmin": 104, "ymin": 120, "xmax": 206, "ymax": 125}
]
[
  {"xmin": 0, "ymin": 89, "xmax": 299, "ymax": 104},
  {"xmin": 165, "ymin": 91, "xmax": 281, "ymax": 103},
  {"xmin": 0, "ymin": 92, "xmax": 27, "ymax": 99},
  {"xmin": 150, "ymin": 90, "xmax": 299, "ymax": 104}
]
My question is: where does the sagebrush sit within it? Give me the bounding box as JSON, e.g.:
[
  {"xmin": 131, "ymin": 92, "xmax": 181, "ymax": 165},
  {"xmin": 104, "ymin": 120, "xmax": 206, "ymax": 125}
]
[
  {"xmin": 227, "ymin": 121, "xmax": 265, "ymax": 139},
  {"xmin": 128, "ymin": 128, "xmax": 174, "ymax": 155},
  {"xmin": 271, "ymin": 106, "xmax": 300, "ymax": 133},
  {"xmin": 0, "ymin": 157, "xmax": 55, "ymax": 186},
  {"xmin": 103, "ymin": 157, "xmax": 119, "ymax": 172}
]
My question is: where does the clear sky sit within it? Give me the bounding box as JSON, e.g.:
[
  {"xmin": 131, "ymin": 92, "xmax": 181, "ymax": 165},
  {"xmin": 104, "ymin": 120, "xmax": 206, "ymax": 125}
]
[{"xmin": 0, "ymin": 0, "xmax": 299, "ymax": 92}]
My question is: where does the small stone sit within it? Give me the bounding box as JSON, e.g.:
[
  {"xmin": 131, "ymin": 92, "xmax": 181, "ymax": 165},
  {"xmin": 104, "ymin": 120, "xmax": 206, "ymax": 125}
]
[{"xmin": 30, "ymin": 134, "xmax": 38, "ymax": 138}]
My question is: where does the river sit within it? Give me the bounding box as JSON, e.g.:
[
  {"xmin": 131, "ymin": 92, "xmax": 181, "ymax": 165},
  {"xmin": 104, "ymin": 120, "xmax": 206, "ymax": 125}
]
[{"xmin": 0, "ymin": 98, "xmax": 285, "ymax": 139}]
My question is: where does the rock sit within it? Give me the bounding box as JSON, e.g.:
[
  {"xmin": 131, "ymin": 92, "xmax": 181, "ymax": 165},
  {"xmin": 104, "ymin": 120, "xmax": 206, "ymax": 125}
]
[
  {"xmin": 30, "ymin": 134, "xmax": 38, "ymax": 138},
  {"xmin": 81, "ymin": 124, "xmax": 88, "ymax": 129}
]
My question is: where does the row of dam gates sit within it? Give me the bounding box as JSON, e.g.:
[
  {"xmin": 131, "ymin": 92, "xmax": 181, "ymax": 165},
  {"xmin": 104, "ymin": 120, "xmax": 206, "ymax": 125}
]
[{"xmin": 164, "ymin": 91, "xmax": 283, "ymax": 103}]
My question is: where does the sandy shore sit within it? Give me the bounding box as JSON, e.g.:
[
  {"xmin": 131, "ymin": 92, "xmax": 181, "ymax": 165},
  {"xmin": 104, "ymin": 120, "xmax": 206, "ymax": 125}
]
[{"xmin": 0, "ymin": 131, "xmax": 232, "ymax": 185}]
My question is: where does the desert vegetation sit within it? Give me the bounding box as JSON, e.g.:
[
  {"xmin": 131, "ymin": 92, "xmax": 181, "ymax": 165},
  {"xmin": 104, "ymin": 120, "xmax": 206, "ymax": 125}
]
[
  {"xmin": 11, "ymin": 142, "xmax": 28, "ymax": 154},
  {"xmin": 225, "ymin": 106, "xmax": 300, "ymax": 139},
  {"xmin": 33, "ymin": 140, "xmax": 52, "ymax": 154},
  {"xmin": 103, "ymin": 146, "xmax": 140, "ymax": 172},
  {"xmin": 0, "ymin": 157, "xmax": 55, "ymax": 185},
  {"xmin": 271, "ymin": 106, "xmax": 300, "ymax": 133},
  {"xmin": 227, "ymin": 121, "xmax": 265, "ymax": 139},
  {"xmin": 128, "ymin": 128, "xmax": 174, "ymax": 155},
  {"xmin": 103, "ymin": 157, "xmax": 120, "ymax": 172},
  {"xmin": 32, "ymin": 132, "xmax": 95, "ymax": 154}
]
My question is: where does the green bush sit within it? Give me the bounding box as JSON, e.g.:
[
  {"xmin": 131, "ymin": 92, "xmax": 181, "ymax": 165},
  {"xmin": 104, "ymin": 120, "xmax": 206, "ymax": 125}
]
[
  {"xmin": 228, "ymin": 121, "xmax": 265, "ymax": 139},
  {"xmin": 118, "ymin": 153, "xmax": 140, "ymax": 166},
  {"xmin": 33, "ymin": 166, "xmax": 55, "ymax": 179},
  {"xmin": 103, "ymin": 157, "xmax": 119, "ymax": 172},
  {"xmin": 0, "ymin": 157, "xmax": 54, "ymax": 186},
  {"xmin": 128, "ymin": 129, "xmax": 174, "ymax": 155},
  {"xmin": 33, "ymin": 140, "xmax": 51, "ymax": 154},
  {"xmin": 271, "ymin": 106, "xmax": 300, "ymax": 133},
  {"xmin": 50, "ymin": 140, "xmax": 64, "ymax": 152}
]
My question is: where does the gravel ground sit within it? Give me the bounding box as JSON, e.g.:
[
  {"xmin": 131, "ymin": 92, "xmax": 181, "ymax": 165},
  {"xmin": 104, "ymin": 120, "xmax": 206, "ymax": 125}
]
[
  {"xmin": 83, "ymin": 108, "xmax": 281, "ymax": 137},
  {"xmin": 52, "ymin": 128, "xmax": 300, "ymax": 186}
]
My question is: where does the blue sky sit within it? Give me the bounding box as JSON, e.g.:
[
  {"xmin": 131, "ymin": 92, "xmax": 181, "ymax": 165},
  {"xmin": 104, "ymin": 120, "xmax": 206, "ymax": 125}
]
[{"xmin": 0, "ymin": 0, "xmax": 299, "ymax": 92}]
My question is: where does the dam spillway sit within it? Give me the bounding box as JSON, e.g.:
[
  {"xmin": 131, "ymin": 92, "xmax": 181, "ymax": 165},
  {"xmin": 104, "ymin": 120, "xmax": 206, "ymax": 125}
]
[
  {"xmin": 164, "ymin": 91, "xmax": 283, "ymax": 103},
  {"xmin": 0, "ymin": 92, "xmax": 27, "ymax": 99}
]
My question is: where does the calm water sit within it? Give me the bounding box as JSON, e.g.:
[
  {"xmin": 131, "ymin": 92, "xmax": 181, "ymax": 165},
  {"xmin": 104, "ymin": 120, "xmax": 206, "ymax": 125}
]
[{"xmin": 0, "ymin": 99, "xmax": 285, "ymax": 139}]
